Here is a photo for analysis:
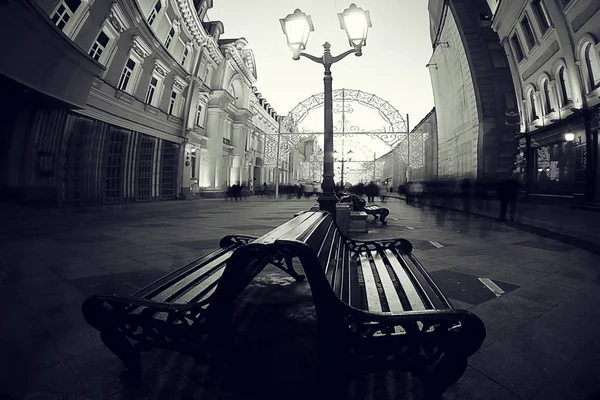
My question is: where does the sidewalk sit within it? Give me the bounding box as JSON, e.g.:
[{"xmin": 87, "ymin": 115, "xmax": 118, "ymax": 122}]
[
  {"xmin": 1, "ymin": 198, "xmax": 599, "ymax": 400},
  {"xmin": 387, "ymin": 194, "xmax": 600, "ymax": 256}
]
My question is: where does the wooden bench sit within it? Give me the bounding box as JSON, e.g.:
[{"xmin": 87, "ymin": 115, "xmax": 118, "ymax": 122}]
[
  {"xmin": 339, "ymin": 193, "xmax": 390, "ymax": 224},
  {"xmin": 215, "ymin": 211, "xmax": 486, "ymax": 397},
  {"xmin": 80, "ymin": 233, "xmax": 305, "ymax": 381}
]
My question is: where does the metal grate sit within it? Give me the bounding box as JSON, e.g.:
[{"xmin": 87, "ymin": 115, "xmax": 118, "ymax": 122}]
[
  {"xmin": 137, "ymin": 135, "xmax": 155, "ymax": 202},
  {"xmin": 161, "ymin": 142, "xmax": 178, "ymax": 199},
  {"xmin": 105, "ymin": 129, "xmax": 126, "ymax": 204}
]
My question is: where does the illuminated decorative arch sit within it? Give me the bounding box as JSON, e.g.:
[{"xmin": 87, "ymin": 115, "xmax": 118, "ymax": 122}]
[{"xmin": 264, "ymin": 89, "xmax": 425, "ymax": 171}]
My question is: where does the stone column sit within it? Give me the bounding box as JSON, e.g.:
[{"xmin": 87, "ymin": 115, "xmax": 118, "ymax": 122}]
[
  {"xmin": 232, "ymin": 123, "xmax": 247, "ymax": 185},
  {"xmin": 205, "ymin": 108, "xmax": 226, "ymax": 190}
]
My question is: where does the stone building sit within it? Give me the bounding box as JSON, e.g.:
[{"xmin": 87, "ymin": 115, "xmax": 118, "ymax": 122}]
[
  {"xmin": 428, "ymin": 0, "xmax": 518, "ymax": 181},
  {"xmin": 378, "ymin": 108, "xmax": 438, "ymax": 187},
  {"xmin": 0, "ymin": 0, "xmax": 279, "ymax": 205},
  {"xmin": 490, "ymin": 0, "xmax": 600, "ymax": 208}
]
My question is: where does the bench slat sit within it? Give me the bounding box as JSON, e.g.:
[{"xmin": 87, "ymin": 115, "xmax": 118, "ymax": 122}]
[
  {"xmin": 280, "ymin": 212, "xmax": 326, "ymax": 242},
  {"xmin": 384, "ymin": 249, "xmax": 426, "ymax": 311},
  {"xmin": 371, "ymin": 250, "xmax": 406, "ymax": 312},
  {"xmin": 254, "ymin": 211, "xmax": 314, "ymax": 243},
  {"xmin": 149, "ymin": 251, "xmax": 233, "ymax": 303},
  {"xmin": 358, "ymin": 252, "xmax": 383, "ymax": 312},
  {"xmin": 391, "ymin": 248, "xmax": 448, "ymax": 309},
  {"xmin": 171, "ymin": 265, "xmax": 225, "ymax": 304},
  {"xmin": 331, "ymin": 235, "xmax": 345, "ymax": 299}
]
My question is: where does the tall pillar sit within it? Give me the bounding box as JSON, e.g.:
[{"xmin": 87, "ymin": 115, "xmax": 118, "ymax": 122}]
[
  {"xmin": 205, "ymin": 108, "xmax": 226, "ymax": 190},
  {"xmin": 232, "ymin": 123, "xmax": 247, "ymax": 185}
]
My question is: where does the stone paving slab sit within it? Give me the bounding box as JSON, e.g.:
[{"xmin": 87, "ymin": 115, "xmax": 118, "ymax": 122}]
[{"xmin": 1, "ymin": 198, "xmax": 599, "ymax": 399}]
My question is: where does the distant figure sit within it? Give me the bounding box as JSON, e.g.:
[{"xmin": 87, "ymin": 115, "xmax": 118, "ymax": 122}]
[
  {"xmin": 497, "ymin": 177, "xmax": 520, "ymax": 221},
  {"xmin": 379, "ymin": 184, "xmax": 387, "ymax": 202},
  {"xmin": 460, "ymin": 178, "xmax": 472, "ymax": 215},
  {"xmin": 366, "ymin": 181, "xmax": 378, "ymax": 203}
]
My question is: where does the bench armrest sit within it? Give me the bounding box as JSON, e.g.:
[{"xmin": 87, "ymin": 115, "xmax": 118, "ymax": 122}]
[
  {"xmin": 219, "ymin": 234, "xmax": 258, "ymax": 247},
  {"xmin": 346, "ymin": 237, "xmax": 413, "ymax": 253}
]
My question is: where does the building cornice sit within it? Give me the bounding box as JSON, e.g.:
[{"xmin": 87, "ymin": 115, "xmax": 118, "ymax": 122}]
[
  {"xmin": 220, "ymin": 39, "xmax": 257, "ymax": 85},
  {"xmin": 175, "ymin": 0, "xmax": 223, "ymax": 64}
]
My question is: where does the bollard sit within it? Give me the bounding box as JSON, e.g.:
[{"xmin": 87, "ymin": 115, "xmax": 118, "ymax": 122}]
[{"xmin": 335, "ymin": 203, "xmax": 351, "ymax": 236}]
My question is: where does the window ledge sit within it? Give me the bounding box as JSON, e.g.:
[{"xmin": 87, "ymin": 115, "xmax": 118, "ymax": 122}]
[
  {"xmin": 167, "ymin": 114, "xmax": 183, "ymax": 123},
  {"xmin": 145, "ymin": 104, "xmax": 159, "ymax": 114},
  {"xmin": 115, "ymin": 90, "xmax": 134, "ymax": 104},
  {"xmin": 540, "ymin": 26, "xmax": 555, "ymax": 41},
  {"xmin": 516, "ymin": 57, "xmax": 528, "ymax": 68},
  {"xmin": 527, "ymin": 43, "xmax": 541, "ymax": 57}
]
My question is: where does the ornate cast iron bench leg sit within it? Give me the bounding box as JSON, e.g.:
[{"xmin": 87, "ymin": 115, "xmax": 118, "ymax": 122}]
[
  {"xmin": 82, "ymin": 297, "xmax": 142, "ymax": 383},
  {"xmin": 270, "ymin": 255, "xmax": 306, "ymax": 281}
]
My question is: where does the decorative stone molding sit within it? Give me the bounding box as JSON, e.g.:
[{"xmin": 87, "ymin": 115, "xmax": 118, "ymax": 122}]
[
  {"xmin": 198, "ymin": 92, "xmax": 211, "ymax": 104},
  {"xmin": 186, "ymin": 75, "xmax": 201, "ymax": 84},
  {"xmin": 173, "ymin": 75, "xmax": 188, "ymax": 91},
  {"xmin": 220, "ymin": 39, "xmax": 257, "ymax": 83},
  {"xmin": 107, "ymin": 2, "xmax": 130, "ymax": 34},
  {"xmin": 154, "ymin": 58, "xmax": 171, "ymax": 77},
  {"xmin": 132, "ymin": 36, "xmax": 152, "ymax": 59},
  {"xmin": 175, "ymin": 0, "xmax": 223, "ymax": 64},
  {"xmin": 172, "ymin": 19, "xmax": 181, "ymax": 29}
]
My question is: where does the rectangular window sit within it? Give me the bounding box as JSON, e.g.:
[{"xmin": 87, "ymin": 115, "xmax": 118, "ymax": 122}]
[
  {"xmin": 532, "ymin": 0, "xmax": 551, "ymax": 34},
  {"xmin": 196, "ymin": 103, "xmax": 203, "ymax": 125},
  {"xmin": 51, "ymin": 0, "xmax": 81, "ymax": 30},
  {"xmin": 89, "ymin": 31, "xmax": 110, "ymax": 61},
  {"xmin": 118, "ymin": 58, "xmax": 136, "ymax": 91},
  {"xmin": 145, "ymin": 76, "xmax": 158, "ymax": 104},
  {"xmin": 520, "ymin": 15, "xmax": 537, "ymax": 50},
  {"xmin": 165, "ymin": 27, "xmax": 175, "ymax": 49},
  {"xmin": 147, "ymin": 0, "xmax": 161, "ymax": 25},
  {"xmin": 511, "ymin": 34, "xmax": 525, "ymax": 62},
  {"xmin": 168, "ymin": 91, "xmax": 178, "ymax": 115},
  {"xmin": 181, "ymin": 47, "xmax": 189, "ymax": 66},
  {"xmin": 559, "ymin": 0, "xmax": 571, "ymax": 8}
]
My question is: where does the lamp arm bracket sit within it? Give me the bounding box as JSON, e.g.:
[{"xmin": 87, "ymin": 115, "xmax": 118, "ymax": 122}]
[
  {"xmin": 329, "ymin": 48, "xmax": 358, "ymax": 65},
  {"xmin": 299, "ymin": 52, "xmax": 325, "ymax": 64}
]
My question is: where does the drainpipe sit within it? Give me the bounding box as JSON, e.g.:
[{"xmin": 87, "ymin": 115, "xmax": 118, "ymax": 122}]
[{"xmin": 177, "ymin": 37, "xmax": 209, "ymax": 199}]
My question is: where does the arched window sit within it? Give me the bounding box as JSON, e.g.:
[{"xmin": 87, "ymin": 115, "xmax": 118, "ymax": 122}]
[
  {"xmin": 542, "ymin": 79, "xmax": 554, "ymax": 114},
  {"xmin": 558, "ymin": 66, "xmax": 571, "ymax": 105},
  {"xmin": 584, "ymin": 42, "xmax": 600, "ymax": 90},
  {"xmin": 529, "ymin": 89, "xmax": 538, "ymax": 121}
]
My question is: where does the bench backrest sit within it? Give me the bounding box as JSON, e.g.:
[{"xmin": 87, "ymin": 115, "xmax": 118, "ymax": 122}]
[{"xmin": 267, "ymin": 211, "xmax": 451, "ymax": 314}]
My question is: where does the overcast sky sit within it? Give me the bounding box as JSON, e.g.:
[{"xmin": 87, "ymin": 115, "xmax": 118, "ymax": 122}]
[{"xmin": 208, "ymin": 0, "xmax": 435, "ymax": 128}]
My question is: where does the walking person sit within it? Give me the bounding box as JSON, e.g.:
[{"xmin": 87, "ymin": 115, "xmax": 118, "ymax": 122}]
[
  {"xmin": 379, "ymin": 184, "xmax": 387, "ymax": 202},
  {"xmin": 497, "ymin": 175, "xmax": 520, "ymax": 221}
]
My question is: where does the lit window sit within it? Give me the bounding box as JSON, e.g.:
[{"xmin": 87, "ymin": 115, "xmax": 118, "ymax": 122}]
[
  {"xmin": 196, "ymin": 103, "xmax": 203, "ymax": 125},
  {"xmin": 511, "ymin": 34, "xmax": 525, "ymax": 62},
  {"xmin": 165, "ymin": 27, "xmax": 175, "ymax": 49},
  {"xmin": 118, "ymin": 58, "xmax": 136, "ymax": 91},
  {"xmin": 532, "ymin": 0, "xmax": 551, "ymax": 34},
  {"xmin": 168, "ymin": 91, "xmax": 178, "ymax": 115},
  {"xmin": 520, "ymin": 15, "xmax": 537, "ymax": 50},
  {"xmin": 145, "ymin": 77, "xmax": 158, "ymax": 105},
  {"xmin": 147, "ymin": 0, "xmax": 161, "ymax": 25},
  {"xmin": 51, "ymin": 0, "xmax": 82, "ymax": 30},
  {"xmin": 89, "ymin": 31, "xmax": 110, "ymax": 61},
  {"xmin": 181, "ymin": 47, "xmax": 189, "ymax": 66}
]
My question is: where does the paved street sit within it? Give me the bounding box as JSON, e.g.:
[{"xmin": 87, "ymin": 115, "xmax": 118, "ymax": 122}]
[{"xmin": 1, "ymin": 197, "xmax": 599, "ymax": 400}]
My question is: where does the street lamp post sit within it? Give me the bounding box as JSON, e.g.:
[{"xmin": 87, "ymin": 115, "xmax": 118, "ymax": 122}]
[
  {"xmin": 280, "ymin": 4, "xmax": 372, "ymax": 216},
  {"xmin": 334, "ymin": 149, "xmax": 353, "ymax": 187}
]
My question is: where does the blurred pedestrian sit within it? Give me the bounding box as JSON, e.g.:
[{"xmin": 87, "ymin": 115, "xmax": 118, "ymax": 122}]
[
  {"xmin": 497, "ymin": 176, "xmax": 520, "ymax": 221},
  {"xmin": 460, "ymin": 178, "xmax": 472, "ymax": 215},
  {"xmin": 379, "ymin": 184, "xmax": 387, "ymax": 202},
  {"xmin": 366, "ymin": 181, "xmax": 377, "ymax": 203}
]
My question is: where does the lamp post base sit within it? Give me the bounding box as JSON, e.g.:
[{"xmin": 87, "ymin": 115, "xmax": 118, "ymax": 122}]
[{"xmin": 317, "ymin": 193, "xmax": 338, "ymax": 217}]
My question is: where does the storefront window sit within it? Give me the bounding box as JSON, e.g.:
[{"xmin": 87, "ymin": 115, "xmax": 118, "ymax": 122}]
[{"xmin": 533, "ymin": 141, "xmax": 575, "ymax": 195}]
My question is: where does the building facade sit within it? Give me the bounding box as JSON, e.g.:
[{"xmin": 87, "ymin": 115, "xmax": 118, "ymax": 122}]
[
  {"xmin": 428, "ymin": 0, "xmax": 518, "ymax": 181},
  {"xmin": 0, "ymin": 0, "xmax": 280, "ymax": 205},
  {"xmin": 378, "ymin": 108, "xmax": 438, "ymax": 187},
  {"xmin": 491, "ymin": 0, "xmax": 600, "ymax": 206}
]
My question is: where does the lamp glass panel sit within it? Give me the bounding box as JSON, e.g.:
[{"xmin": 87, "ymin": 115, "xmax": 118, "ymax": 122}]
[
  {"xmin": 343, "ymin": 12, "xmax": 368, "ymax": 45},
  {"xmin": 564, "ymin": 132, "xmax": 575, "ymax": 141},
  {"xmin": 284, "ymin": 18, "xmax": 310, "ymax": 49}
]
